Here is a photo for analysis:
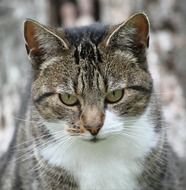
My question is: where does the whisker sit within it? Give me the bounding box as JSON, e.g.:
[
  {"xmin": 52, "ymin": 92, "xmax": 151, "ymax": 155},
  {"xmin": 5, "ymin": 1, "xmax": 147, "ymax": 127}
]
[
  {"xmin": 13, "ymin": 129, "xmax": 67, "ymax": 150},
  {"xmin": 13, "ymin": 116, "xmax": 35, "ymax": 123},
  {"xmin": 30, "ymin": 135, "xmax": 73, "ymax": 174},
  {"xmin": 15, "ymin": 131, "xmax": 68, "ymax": 163}
]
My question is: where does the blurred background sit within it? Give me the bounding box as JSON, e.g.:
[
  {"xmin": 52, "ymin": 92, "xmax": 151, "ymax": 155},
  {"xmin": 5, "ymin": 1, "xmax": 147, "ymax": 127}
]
[{"xmin": 0, "ymin": 0, "xmax": 186, "ymax": 169}]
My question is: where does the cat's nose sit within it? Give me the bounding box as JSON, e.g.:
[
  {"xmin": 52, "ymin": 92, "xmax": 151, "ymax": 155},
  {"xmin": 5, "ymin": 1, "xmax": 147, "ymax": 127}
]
[
  {"xmin": 84, "ymin": 125, "xmax": 102, "ymax": 136},
  {"xmin": 80, "ymin": 105, "xmax": 105, "ymax": 136}
]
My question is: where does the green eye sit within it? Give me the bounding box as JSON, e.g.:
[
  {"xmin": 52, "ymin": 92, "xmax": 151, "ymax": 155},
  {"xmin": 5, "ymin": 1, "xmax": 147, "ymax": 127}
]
[
  {"xmin": 59, "ymin": 93, "xmax": 78, "ymax": 106},
  {"xmin": 106, "ymin": 89, "xmax": 124, "ymax": 104}
]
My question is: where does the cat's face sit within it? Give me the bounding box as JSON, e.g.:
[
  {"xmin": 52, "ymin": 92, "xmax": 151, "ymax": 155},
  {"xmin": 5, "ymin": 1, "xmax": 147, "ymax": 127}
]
[{"xmin": 24, "ymin": 13, "xmax": 153, "ymax": 143}]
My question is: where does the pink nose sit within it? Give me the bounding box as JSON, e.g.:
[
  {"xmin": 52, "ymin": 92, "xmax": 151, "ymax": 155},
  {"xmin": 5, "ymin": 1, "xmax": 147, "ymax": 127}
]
[
  {"xmin": 84, "ymin": 125, "xmax": 102, "ymax": 136},
  {"xmin": 80, "ymin": 106, "xmax": 105, "ymax": 136}
]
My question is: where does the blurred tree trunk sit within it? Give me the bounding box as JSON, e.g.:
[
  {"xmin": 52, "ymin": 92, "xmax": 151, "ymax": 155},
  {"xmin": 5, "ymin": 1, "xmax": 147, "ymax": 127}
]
[{"xmin": 0, "ymin": 0, "xmax": 48, "ymax": 156}]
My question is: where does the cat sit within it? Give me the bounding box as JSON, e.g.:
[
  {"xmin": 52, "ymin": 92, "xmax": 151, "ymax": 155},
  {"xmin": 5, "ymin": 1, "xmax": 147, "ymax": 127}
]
[{"xmin": 0, "ymin": 12, "xmax": 184, "ymax": 190}]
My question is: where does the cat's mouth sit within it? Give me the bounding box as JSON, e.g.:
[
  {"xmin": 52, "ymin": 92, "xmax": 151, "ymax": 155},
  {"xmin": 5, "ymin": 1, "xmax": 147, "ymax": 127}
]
[
  {"xmin": 82, "ymin": 136, "xmax": 106, "ymax": 143},
  {"xmin": 90, "ymin": 137, "xmax": 98, "ymax": 143},
  {"xmin": 67, "ymin": 126, "xmax": 117, "ymax": 143},
  {"xmin": 67, "ymin": 129, "xmax": 107, "ymax": 143}
]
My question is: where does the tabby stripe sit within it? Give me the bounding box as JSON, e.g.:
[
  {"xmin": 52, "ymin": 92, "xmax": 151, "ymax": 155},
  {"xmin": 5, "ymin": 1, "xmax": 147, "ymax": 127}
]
[
  {"xmin": 127, "ymin": 85, "xmax": 152, "ymax": 93},
  {"xmin": 81, "ymin": 74, "xmax": 85, "ymax": 93},
  {"xmin": 34, "ymin": 92, "xmax": 54, "ymax": 103},
  {"xmin": 13, "ymin": 163, "xmax": 22, "ymax": 190},
  {"xmin": 74, "ymin": 48, "xmax": 79, "ymax": 65},
  {"xmin": 96, "ymin": 47, "xmax": 102, "ymax": 63},
  {"xmin": 96, "ymin": 72, "xmax": 101, "ymax": 91}
]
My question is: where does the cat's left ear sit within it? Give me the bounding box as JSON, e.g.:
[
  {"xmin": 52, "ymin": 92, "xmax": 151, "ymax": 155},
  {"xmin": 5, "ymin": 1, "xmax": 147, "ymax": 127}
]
[
  {"xmin": 24, "ymin": 19, "xmax": 70, "ymax": 62},
  {"xmin": 101, "ymin": 12, "xmax": 149, "ymax": 50}
]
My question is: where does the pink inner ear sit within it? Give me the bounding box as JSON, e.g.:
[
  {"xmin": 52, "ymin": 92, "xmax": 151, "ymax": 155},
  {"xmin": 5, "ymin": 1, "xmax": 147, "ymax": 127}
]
[
  {"xmin": 100, "ymin": 13, "xmax": 149, "ymax": 50},
  {"xmin": 24, "ymin": 21, "xmax": 40, "ymax": 54},
  {"xmin": 129, "ymin": 14, "xmax": 149, "ymax": 45}
]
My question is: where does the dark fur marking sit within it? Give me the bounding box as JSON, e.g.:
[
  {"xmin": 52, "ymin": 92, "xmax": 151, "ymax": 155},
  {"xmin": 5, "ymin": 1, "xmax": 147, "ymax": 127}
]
[
  {"xmin": 96, "ymin": 47, "xmax": 103, "ymax": 63},
  {"xmin": 80, "ymin": 42, "xmax": 96, "ymax": 62},
  {"xmin": 64, "ymin": 24, "xmax": 107, "ymax": 47},
  {"xmin": 127, "ymin": 85, "xmax": 152, "ymax": 93},
  {"xmin": 13, "ymin": 164, "xmax": 23, "ymax": 190},
  {"xmin": 34, "ymin": 92, "xmax": 55, "ymax": 103},
  {"xmin": 74, "ymin": 48, "xmax": 79, "ymax": 65}
]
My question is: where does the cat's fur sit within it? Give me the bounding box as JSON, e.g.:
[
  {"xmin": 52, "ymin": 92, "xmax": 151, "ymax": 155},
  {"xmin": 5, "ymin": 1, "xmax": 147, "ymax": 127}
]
[{"xmin": 0, "ymin": 13, "xmax": 184, "ymax": 190}]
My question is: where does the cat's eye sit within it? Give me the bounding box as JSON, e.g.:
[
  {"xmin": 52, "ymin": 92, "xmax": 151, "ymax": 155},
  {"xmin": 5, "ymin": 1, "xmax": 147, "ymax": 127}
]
[
  {"xmin": 105, "ymin": 89, "xmax": 124, "ymax": 104},
  {"xmin": 59, "ymin": 93, "xmax": 78, "ymax": 106}
]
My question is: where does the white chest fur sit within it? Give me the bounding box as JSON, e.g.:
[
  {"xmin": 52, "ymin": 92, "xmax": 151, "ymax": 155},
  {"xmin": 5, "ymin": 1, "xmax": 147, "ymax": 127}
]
[
  {"xmin": 40, "ymin": 109, "xmax": 158, "ymax": 190},
  {"xmin": 68, "ymin": 141, "xmax": 143, "ymax": 190}
]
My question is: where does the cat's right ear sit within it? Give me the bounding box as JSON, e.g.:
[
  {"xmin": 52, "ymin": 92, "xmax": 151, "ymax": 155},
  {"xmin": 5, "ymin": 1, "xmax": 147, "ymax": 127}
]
[
  {"xmin": 24, "ymin": 19, "xmax": 69, "ymax": 64},
  {"xmin": 99, "ymin": 13, "xmax": 149, "ymax": 52}
]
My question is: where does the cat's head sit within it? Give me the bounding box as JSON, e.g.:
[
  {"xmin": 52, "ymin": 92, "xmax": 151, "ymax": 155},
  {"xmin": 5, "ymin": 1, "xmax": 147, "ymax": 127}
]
[{"xmin": 24, "ymin": 13, "xmax": 154, "ymax": 144}]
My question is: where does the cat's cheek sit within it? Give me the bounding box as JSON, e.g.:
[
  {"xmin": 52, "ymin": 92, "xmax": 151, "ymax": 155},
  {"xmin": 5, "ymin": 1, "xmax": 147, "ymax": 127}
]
[
  {"xmin": 35, "ymin": 97, "xmax": 80, "ymax": 122},
  {"xmin": 108, "ymin": 91, "xmax": 151, "ymax": 117},
  {"xmin": 44, "ymin": 121, "xmax": 67, "ymax": 134},
  {"xmin": 97, "ymin": 110, "xmax": 124, "ymax": 138},
  {"xmin": 34, "ymin": 102, "xmax": 60, "ymax": 120}
]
